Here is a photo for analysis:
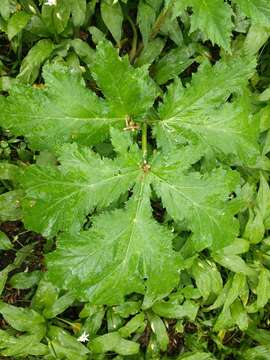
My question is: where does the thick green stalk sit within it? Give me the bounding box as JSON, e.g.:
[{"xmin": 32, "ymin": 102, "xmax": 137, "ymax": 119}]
[{"xmin": 142, "ymin": 122, "xmax": 148, "ymax": 162}]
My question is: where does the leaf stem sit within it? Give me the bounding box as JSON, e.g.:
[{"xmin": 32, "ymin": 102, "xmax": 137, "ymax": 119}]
[
  {"xmin": 142, "ymin": 122, "xmax": 148, "ymax": 162},
  {"xmin": 127, "ymin": 15, "xmax": 138, "ymax": 64},
  {"xmin": 150, "ymin": 0, "xmax": 175, "ymax": 40},
  {"xmin": 55, "ymin": 317, "xmax": 75, "ymax": 327},
  {"xmin": 74, "ymin": 26, "xmax": 80, "ymax": 39}
]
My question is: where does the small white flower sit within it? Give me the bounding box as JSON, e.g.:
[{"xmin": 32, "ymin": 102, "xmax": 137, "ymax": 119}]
[
  {"xmin": 44, "ymin": 0, "xmax": 57, "ymax": 6},
  {"xmin": 77, "ymin": 331, "xmax": 89, "ymax": 343}
]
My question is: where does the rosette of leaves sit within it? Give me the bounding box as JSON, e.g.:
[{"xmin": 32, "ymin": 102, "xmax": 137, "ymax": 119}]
[{"xmin": 0, "ymin": 40, "xmax": 262, "ymax": 308}]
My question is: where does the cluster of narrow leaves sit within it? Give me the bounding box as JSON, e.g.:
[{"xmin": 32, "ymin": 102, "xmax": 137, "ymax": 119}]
[
  {"xmin": 1, "ymin": 0, "xmax": 270, "ymax": 359},
  {"xmin": 1, "ymin": 0, "xmax": 270, "ymax": 88}
]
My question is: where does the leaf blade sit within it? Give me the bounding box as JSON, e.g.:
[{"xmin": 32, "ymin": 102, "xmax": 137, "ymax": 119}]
[
  {"xmin": 0, "ymin": 63, "xmax": 122, "ymax": 150},
  {"xmin": 46, "ymin": 177, "xmax": 179, "ymax": 306},
  {"xmin": 20, "ymin": 143, "xmax": 138, "ymax": 236},
  {"xmin": 91, "ymin": 41, "xmax": 158, "ymax": 119}
]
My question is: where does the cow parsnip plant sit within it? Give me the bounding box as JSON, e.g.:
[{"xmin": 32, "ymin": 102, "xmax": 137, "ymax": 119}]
[
  {"xmin": 1, "ymin": 0, "xmax": 270, "ymax": 359},
  {"xmin": 0, "ymin": 40, "xmax": 260, "ymax": 306}
]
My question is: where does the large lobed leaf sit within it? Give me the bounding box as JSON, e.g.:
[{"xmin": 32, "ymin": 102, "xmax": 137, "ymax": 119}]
[
  {"xmin": 20, "ymin": 142, "xmax": 139, "ymax": 237},
  {"xmin": 150, "ymin": 149, "xmax": 240, "ymax": 251},
  {"xmin": 233, "ymin": 0, "xmax": 270, "ymax": 27},
  {"xmin": 0, "ymin": 41, "xmax": 157, "ymax": 151},
  {"xmin": 174, "ymin": 0, "xmax": 233, "ymax": 51},
  {"xmin": 158, "ymin": 55, "xmax": 256, "ymax": 118},
  {"xmin": 174, "ymin": 0, "xmax": 270, "ymax": 50},
  {"xmin": 0, "ymin": 64, "xmax": 113, "ymax": 150},
  {"xmin": 46, "ymin": 178, "xmax": 180, "ymax": 308},
  {"xmin": 91, "ymin": 41, "xmax": 158, "ymax": 119},
  {"xmin": 156, "ymin": 54, "xmax": 260, "ymax": 166}
]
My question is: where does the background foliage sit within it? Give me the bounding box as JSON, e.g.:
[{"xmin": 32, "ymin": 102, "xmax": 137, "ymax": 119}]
[{"xmin": 1, "ymin": 0, "xmax": 270, "ymax": 359}]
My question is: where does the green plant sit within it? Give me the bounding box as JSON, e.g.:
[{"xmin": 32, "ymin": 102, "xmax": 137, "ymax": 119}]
[{"xmin": 0, "ymin": 40, "xmax": 261, "ymax": 304}]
